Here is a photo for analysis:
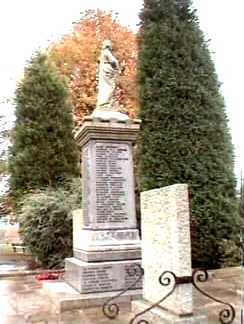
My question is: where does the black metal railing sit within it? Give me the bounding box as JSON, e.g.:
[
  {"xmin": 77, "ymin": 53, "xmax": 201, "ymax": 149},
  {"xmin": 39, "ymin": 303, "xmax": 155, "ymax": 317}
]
[
  {"xmin": 192, "ymin": 269, "xmax": 235, "ymax": 324},
  {"xmin": 103, "ymin": 264, "xmax": 144, "ymax": 319},
  {"xmin": 102, "ymin": 265, "xmax": 236, "ymax": 324},
  {"xmin": 129, "ymin": 270, "xmax": 178, "ymax": 324}
]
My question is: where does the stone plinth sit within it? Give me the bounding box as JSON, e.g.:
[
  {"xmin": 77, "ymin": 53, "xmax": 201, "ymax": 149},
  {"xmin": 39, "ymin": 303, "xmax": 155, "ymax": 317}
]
[
  {"xmin": 132, "ymin": 184, "xmax": 207, "ymax": 323},
  {"xmin": 65, "ymin": 258, "xmax": 142, "ymax": 294},
  {"xmin": 65, "ymin": 115, "xmax": 142, "ymax": 303}
]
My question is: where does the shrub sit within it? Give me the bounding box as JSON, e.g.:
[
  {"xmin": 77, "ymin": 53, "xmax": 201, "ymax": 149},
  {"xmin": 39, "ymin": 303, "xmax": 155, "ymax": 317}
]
[{"xmin": 19, "ymin": 179, "xmax": 82, "ymax": 268}]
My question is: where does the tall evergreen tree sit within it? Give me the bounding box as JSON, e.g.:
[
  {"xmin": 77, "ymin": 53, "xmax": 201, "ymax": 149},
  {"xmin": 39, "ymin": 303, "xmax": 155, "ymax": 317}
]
[
  {"xmin": 139, "ymin": 0, "xmax": 239, "ymax": 268},
  {"xmin": 9, "ymin": 52, "xmax": 79, "ymax": 199},
  {"xmin": 240, "ymin": 176, "xmax": 244, "ymax": 219}
]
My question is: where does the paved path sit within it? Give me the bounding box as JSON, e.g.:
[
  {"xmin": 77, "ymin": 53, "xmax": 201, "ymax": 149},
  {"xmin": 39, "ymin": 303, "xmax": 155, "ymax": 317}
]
[
  {"xmin": 0, "ymin": 275, "xmax": 130, "ymax": 324},
  {"xmin": 0, "ymin": 268, "xmax": 242, "ymax": 323}
]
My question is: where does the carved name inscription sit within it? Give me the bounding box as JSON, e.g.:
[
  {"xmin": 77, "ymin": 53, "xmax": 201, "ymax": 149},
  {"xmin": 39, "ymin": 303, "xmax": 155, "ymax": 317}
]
[
  {"xmin": 82, "ymin": 141, "xmax": 136, "ymax": 228},
  {"xmin": 95, "ymin": 142, "xmax": 133, "ymax": 226},
  {"xmin": 81, "ymin": 263, "xmax": 141, "ymax": 293},
  {"xmin": 92, "ymin": 230, "xmax": 138, "ymax": 242}
]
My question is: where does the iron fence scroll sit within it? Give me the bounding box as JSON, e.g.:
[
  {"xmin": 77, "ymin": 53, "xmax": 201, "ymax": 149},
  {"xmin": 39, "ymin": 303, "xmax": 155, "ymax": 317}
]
[
  {"xmin": 192, "ymin": 269, "xmax": 235, "ymax": 324},
  {"xmin": 102, "ymin": 267, "xmax": 236, "ymax": 324},
  {"xmin": 102, "ymin": 264, "xmax": 143, "ymax": 319}
]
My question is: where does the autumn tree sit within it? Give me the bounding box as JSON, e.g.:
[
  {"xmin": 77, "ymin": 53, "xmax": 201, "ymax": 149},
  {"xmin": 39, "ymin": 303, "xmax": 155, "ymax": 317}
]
[
  {"xmin": 49, "ymin": 10, "xmax": 138, "ymax": 127},
  {"xmin": 138, "ymin": 0, "xmax": 239, "ymax": 268}
]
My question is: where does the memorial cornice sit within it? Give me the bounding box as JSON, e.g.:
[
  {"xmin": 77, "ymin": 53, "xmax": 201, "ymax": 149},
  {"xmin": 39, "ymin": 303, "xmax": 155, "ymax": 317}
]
[{"xmin": 74, "ymin": 116, "xmax": 141, "ymax": 147}]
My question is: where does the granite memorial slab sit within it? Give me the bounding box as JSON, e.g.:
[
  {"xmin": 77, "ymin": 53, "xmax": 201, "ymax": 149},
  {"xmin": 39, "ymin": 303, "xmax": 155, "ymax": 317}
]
[{"xmin": 132, "ymin": 184, "xmax": 207, "ymax": 323}]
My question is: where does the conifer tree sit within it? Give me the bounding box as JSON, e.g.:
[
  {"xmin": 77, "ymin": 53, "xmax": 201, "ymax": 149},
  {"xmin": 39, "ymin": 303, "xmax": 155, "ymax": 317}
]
[
  {"xmin": 240, "ymin": 177, "xmax": 244, "ymax": 219},
  {"xmin": 9, "ymin": 52, "xmax": 79, "ymax": 199},
  {"xmin": 139, "ymin": 0, "xmax": 239, "ymax": 267}
]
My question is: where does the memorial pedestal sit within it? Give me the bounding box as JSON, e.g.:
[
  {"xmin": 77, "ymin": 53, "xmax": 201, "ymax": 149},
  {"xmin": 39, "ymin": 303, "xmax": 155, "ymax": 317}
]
[{"xmin": 65, "ymin": 115, "xmax": 142, "ymax": 304}]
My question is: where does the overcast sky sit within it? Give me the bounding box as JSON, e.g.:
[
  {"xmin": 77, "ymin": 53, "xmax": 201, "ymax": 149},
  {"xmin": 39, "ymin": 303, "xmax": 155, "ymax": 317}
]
[{"xmin": 0, "ymin": 0, "xmax": 243, "ymax": 183}]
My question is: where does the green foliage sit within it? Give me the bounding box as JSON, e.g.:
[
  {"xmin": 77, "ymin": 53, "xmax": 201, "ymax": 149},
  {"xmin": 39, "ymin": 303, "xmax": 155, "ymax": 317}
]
[
  {"xmin": 0, "ymin": 114, "xmax": 12, "ymax": 178},
  {"xmin": 240, "ymin": 178, "xmax": 244, "ymax": 219},
  {"xmin": 218, "ymin": 238, "xmax": 241, "ymax": 267},
  {"xmin": 19, "ymin": 179, "xmax": 82, "ymax": 268},
  {"xmin": 9, "ymin": 52, "xmax": 79, "ymax": 201},
  {"xmin": 0, "ymin": 160, "xmax": 8, "ymax": 175},
  {"xmin": 138, "ymin": 0, "xmax": 240, "ymax": 268}
]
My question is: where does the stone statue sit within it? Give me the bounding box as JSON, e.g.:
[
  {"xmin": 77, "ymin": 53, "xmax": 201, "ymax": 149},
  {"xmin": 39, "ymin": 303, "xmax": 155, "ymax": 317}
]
[
  {"xmin": 92, "ymin": 40, "xmax": 129, "ymax": 121},
  {"xmin": 96, "ymin": 40, "xmax": 120, "ymax": 110}
]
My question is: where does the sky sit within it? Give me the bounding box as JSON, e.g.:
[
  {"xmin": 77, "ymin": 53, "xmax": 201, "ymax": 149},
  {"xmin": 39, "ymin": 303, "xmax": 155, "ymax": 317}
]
[{"xmin": 0, "ymin": 0, "xmax": 243, "ymax": 184}]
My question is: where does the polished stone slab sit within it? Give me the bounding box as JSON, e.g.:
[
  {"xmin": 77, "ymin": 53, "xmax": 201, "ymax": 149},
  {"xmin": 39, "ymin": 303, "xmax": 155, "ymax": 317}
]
[{"xmin": 82, "ymin": 140, "xmax": 137, "ymax": 230}]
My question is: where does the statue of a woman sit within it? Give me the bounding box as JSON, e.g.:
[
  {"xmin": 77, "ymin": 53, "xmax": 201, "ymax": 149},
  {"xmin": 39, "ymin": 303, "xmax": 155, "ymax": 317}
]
[
  {"xmin": 96, "ymin": 40, "xmax": 120, "ymax": 110},
  {"xmin": 92, "ymin": 40, "xmax": 129, "ymax": 121}
]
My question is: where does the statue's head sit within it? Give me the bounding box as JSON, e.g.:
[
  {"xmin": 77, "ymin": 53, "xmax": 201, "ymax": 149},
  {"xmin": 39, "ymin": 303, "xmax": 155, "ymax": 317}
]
[{"xmin": 102, "ymin": 39, "xmax": 113, "ymax": 50}]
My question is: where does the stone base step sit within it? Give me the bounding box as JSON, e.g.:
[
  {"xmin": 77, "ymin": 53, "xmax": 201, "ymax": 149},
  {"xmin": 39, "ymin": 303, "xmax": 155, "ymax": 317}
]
[
  {"xmin": 43, "ymin": 280, "xmax": 142, "ymax": 313},
  {"xmin": 132, "ymin": 300, "xmax": 208, "ymax": 324}
]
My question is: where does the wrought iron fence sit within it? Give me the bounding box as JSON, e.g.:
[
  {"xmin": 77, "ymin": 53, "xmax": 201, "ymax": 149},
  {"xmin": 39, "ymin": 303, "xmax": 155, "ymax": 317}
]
[
  {"xmin": 103, "ymin": 264, "xmax": 144, "ymax": 320},
  {"xmin": 103, "ymin": 264, "xmax": 236, "ymax": 324}
]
